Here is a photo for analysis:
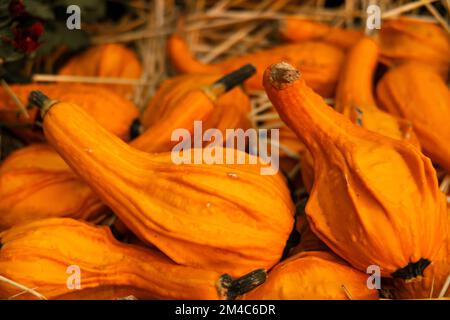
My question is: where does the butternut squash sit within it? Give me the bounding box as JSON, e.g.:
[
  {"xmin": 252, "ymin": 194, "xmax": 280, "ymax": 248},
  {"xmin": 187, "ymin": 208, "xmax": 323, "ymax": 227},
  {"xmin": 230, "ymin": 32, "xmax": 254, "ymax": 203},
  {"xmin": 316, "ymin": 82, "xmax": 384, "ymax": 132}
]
[
  {"xmin": 0, "ymin": 218, "xmax": 266, "ymax": 300},
  {"xmin": 167, "ymin": 34, "xmax": 344, "ymax": 97},
  {"xmin": 29, "ymin": 90, "xmax": 294, "ymax": 277},
  {"xmin": 263, "ymin": 62, "xmax": 447, "ymax": 279},
  {"xmin": 376, "ymin": 62, "xmax": 450, "ymax": 172}
]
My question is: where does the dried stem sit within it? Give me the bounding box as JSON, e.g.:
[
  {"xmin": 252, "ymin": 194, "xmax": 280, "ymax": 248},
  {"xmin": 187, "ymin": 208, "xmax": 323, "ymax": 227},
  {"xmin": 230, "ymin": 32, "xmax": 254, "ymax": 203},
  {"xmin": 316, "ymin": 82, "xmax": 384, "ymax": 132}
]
[
  {"xmin": 0, "ymin": 275, "xmax": 47, "ymax": 300},
  {"xmin": 0, "ymin": 79, "xmax": 29, "ymax": 119},
  {"xmin": 33, "ymin": 74, "xmax": 151, "ymax": 86},
  {"xmin": 438, "ymin": 275, "xmax": 450, "ymax": 298},
  {"xmin": 382, "ymin": 0, "xmax": 439, "ymax": 18}
]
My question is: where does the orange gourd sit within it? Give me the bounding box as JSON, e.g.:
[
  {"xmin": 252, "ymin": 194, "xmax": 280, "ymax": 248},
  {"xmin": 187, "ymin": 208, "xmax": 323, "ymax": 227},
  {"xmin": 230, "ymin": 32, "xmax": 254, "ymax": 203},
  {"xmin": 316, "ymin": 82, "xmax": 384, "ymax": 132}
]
[
  {"xmin": 0, "ymin": 144, "xmax": 104, "ymax": 230},
  {"xmin": 0, "ymin": 218, "xmax": 266, "ymax": 300},
  {"xmin": 279, "ymin": 18, "xmax": 363, "ymax": 49},
  {"xmin": 335, "ymin": 37, "xmax": 420, "ymax": 147},
  {"xmin": 300, "ymin": 37, "xmax": 419, "ymax": 193},
  {"xmin": 379, "ymin": 17, "xmax": 450, "ymax": 79},
  {"xmin": 253, "ymin": 103, "xmax": 305, "ymax": 176},
  {"xmin": 167, "ymin": 34, "xmax": 344, "ymax": 97},
  {"xmin": 241, "ymin": 251, "xmax": 379, "ymax": 300},
  {"xmin": 141, "ymin": 74, "xmax": 251, "ymax": 130},
  {"xmin": 29, "ymin": 90, "xmax": 295, "ymax": 277},
  {"xmin": 289, "ymin": 205, "xmax": 328, "ymax": 256},
  {"xmin": 392, "ymin": 207, "xmax": 450, "ymax": 299},
  {"xmin": 263, "ymin": 62, "xmax": 447, "ymax": 279},
  {"xmin": 299, "ymin": 148, "xmax": 314, "ymax": 192},
  {"xmin": 132, "ymin": 71, "xmax": 252, "ymax": 152},
  {"xmin": 0, "ymin": 67, "xmax": 255, "ymax": 230},
  {"xmin": 58, "ymin": 44, "xmax": 142, "ymax": 99},
  {"xmin": 376, "ymin": 62, "xmax": 450, "ymax": 172},
  {"xmin": 0, "ymin": 83, "xmax": 139, "ymax": 142}
]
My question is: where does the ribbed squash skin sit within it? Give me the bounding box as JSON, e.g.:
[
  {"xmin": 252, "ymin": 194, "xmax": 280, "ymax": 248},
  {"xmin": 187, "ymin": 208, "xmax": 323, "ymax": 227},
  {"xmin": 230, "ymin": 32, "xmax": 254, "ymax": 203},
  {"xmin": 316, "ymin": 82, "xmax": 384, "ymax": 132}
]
[
  {"xmin": 40, "ymin": 98, "xmax": 294, "ymax": 277},
  {"xmin": 0, "ymin": 83, "xmax": 139, "ymax": 229},
  {"xmin": 0, "ymin": 144, "xmax": 104, "ymax": 230},
  {"xmin": 131, "ymin": 88, "xmax": 215, "ymax": 151},
  {"xmin": 241, "ymin": 251, "xmax": 379, "ymax": 300},
  {"xmin": 141, "ymin": 74, "xmax": 251, "ymax": 131},
  {"xmin": 290, "ymin": 209, "xmax": 328, "ymax": 256},
  {"xmin": 0, "ymin": 83, "xmax": 139, "ymax": 142},
  {"xmin": 58, "ymin": 44, "xmax": 142, "ymax": 99},
  {"xmin": 376, "ymin": 62, "xmax": 450, "ymax": 172},
  {"xmin": 379, "ymin": 17, "xmax": 450, "ymax": 79},
  {"xmin": 300, "ymin": 37, "xmax": 419, "ymax": 193},
  {"xmin": 335, "ymin": 37, "xmax": 420, "ymax": 147},
  {"xmin": 132, "ymin": 74, "xmax": 251, "ymax": 152},
  {"xmin": 393, "ymin": 207, "xmax": 450, "ymax": 299},
  {"xmin": 0, "ymin": 75, "xmax": 250, "ymax": 229},
  {"xmin": 167, "ymin": 35, "xmax": 344, "ymax": 97},
  {"xmin": 279, "ymin": 18, "xmax": 362, "ymax": 49},
  {"xmin": 263, "ymin": 62, "xmax": 447, "ymax": 278},
  {"xmin": 0, "ymin": 218, "xmax": 233, "ymax": 300}
]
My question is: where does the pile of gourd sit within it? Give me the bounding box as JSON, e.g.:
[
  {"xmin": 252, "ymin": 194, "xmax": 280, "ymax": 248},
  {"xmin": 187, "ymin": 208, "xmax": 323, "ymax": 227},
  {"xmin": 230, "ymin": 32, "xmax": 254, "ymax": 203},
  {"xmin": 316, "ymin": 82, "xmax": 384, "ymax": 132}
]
[{"xmin": 0, "ymin": 16, "xmax": 449, "ymax": 300}]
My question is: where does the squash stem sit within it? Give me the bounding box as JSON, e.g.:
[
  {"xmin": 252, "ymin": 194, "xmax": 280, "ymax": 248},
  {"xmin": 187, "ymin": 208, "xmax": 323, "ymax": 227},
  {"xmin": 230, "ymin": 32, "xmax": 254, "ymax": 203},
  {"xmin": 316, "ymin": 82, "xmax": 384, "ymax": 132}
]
[
  {"xmin": 28, "ymin": 91, "xmax": 59, "ymax": 119},
  {"xmin": 129, "ymin": 118, "xmax": 143, "ymax": 139},
  {"xmin": 220, "ymin": 269, "xmax": 267, "ymax": 300},
  {"xmin": 206, "ymin": 64, "xmax": 256, "ymax": 99},
  {"xmin": 391, "ymin": 258, "xmax": 431, "ymax": 281},
  {"xmin": 268, "ymin": 62, "xmax": 301, "ymax": 89}
]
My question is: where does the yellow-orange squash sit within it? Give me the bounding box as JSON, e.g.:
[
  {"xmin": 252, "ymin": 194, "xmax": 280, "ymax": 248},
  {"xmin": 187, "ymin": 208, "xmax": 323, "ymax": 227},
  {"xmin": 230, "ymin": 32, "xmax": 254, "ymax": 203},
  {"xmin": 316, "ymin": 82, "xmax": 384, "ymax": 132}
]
[
  {"xmin": 335, "ymin": 37, "xmax": 420, "ymax": 147},
  {"xmin": 0, "ymin": 218, "xmax": 266, "ymax": 300},
  {"xmin": 241, "ymin": 251, "xmax": 379, "ymax": 300},
  {"xmin": 279, "ymin": 18, "xmax": 363, "ymax": 50},
  {"xmin": 392, "ymin": 207, "xmax": 450, "ymax": 299},
  {"xmin": 299, "ymin": 37, "xmax": 419, "ymax": 193},
  {"xmin": 58, "ymin": 44, "xmax": 142, "ymax": 99},
  {"xmin": 0, "ymin": 144, "xmax": 104, "ymax": 230},
  {"xmin": 263, "ymin": 62, "xmax": 447, "ymax": 279},
  {"xmin": 0, "ymin": 83, "xmax": 139, "ymax": 142},
  {"xmin": 290, "ymin": 206, "xmax": 328, "ymax": 256},
  {"xmin": 132, "ymin": 73, "xmax": 252, "ymax": 152},
  {"xmin": 141, "ymin": 74, "xmax": 251, "ymax": 130},
  {"xmin": 0, "ymin": 67, "xmax": 256, "ymax": 230},
  {"xmin": 167, "ymin": 34, "xmax": 344, "ymax": 97},
  {"xmin": 376, "ymin": 62, "xmax": 450, "ymax": 172},
  {"xmin": 30, "ymin": 90, "xmax": 295, "ymax": 277},
  {"xmin": 379, "ymin": 17, "xmax": 450, "ymax": 79}
]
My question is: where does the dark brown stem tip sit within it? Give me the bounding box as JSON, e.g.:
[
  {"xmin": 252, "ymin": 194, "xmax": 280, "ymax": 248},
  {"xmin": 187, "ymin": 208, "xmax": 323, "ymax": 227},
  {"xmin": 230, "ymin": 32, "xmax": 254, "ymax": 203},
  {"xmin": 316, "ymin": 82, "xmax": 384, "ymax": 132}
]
[
  {"xmin": 220, "ymin": 269, "xmax": 267, "ymax": 300},
  {"xmin": 391, "ymin": 258, "xmax": 431, "ymax": 281},
  {"xmin": 213, "ymin": 64, "xmax": 256, "ymax": 93},
  {"xmin": 129, "ymin": 118, "xmax": 142, "ymax": 139},
  {"xmin": 28, "ymin": 90, "xmax": 58, "ymax": 119},
  {"xmin": 28, "ymin": 91, "xmax": 50, "ymax": 109},
  {"xmin": 269, "ymin": 62, "xmax": 300, "ymax": 89}
]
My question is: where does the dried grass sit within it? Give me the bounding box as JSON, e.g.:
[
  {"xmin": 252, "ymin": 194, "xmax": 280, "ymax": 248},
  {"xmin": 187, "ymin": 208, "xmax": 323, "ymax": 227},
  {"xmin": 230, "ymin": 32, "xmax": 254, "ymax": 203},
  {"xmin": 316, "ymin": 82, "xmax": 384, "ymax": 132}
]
[{"xmin": 0, "ymin": 0, "xmax": 449, "ymax": 301}]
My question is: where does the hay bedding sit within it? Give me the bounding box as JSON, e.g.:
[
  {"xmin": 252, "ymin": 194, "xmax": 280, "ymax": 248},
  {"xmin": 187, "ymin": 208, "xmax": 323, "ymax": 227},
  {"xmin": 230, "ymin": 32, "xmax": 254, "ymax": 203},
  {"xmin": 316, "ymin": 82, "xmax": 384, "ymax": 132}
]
[{"xmin": 0, "ymin": 0, "xmax": 449, "ymax": 300}]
